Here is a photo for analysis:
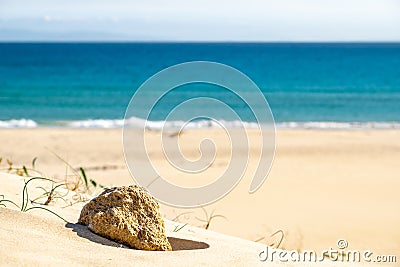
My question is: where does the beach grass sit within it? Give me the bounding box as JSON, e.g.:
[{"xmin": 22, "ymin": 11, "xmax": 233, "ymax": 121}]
[{"xmin": 0, "ymin": 152, "xmax": 107, "ymax": 222}]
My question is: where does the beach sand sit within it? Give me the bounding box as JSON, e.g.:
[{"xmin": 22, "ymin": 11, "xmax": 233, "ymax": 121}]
[{"xmin": 0, "ymin": 128, "xmax": 399, "ymax": 265}]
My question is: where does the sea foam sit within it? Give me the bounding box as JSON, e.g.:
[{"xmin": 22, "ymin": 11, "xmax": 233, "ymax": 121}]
[
  {"xmin": 1, "ymin": 118, "xmax": 400, "ymax": 129},
  {"xmin": 0, "ymin": 119, "xmax": 37, "ymax": 128}
]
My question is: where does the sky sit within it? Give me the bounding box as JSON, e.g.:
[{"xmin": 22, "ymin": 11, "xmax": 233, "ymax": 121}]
[{"xmin": 0, "ymin": 0, "xmax": 399, "ymax": 41}]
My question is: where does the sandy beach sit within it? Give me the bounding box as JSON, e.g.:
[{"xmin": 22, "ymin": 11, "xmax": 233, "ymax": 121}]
[
  {"xmin": 0, "ymin": 128, "xmax": 399, "ymax": 265},
  {"xmin": 1, "ymin": 0, "xmax": 399, "ymax": 265}
]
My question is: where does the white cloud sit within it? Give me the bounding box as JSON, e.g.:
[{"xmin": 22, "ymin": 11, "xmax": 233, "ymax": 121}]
[{"xmin": 43, "ymin": 15, "xmax": 52, "ymax": 22}]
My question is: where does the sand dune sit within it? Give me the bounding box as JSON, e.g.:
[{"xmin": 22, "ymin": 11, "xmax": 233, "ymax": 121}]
[
  {"xmin": 0, "ymin": 172, "xmax": 379, "ymax": 266},
  {"xmin": 1, "ymin": 205, "xmax": 269, "ymax": 266}
]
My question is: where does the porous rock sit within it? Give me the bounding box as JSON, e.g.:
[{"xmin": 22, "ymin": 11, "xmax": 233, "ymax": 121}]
[{"xmin": 78, "ymin": 185, "xmax": 172, "ymax": 251}]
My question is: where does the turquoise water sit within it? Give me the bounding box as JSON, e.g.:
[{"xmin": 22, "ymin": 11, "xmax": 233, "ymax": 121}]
[{"xmin": 0, "ymin": 42, "xmax": 399, "ymax": 128}]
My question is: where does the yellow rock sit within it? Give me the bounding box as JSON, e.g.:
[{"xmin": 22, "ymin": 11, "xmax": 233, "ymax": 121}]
[{"xmin": 78, "ymin": 185, "xmax": 172, "ymax": 251}]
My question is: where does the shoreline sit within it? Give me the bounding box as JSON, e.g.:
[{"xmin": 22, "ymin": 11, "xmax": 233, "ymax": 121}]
[{"xmin": 2, "ymin": 118, "xmax": 400, "ymax": 130}]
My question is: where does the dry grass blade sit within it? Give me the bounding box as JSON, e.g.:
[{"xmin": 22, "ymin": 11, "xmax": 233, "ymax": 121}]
[
  {"xmin": 173, "ymin": 223, "xmax": 188, "ymax": 232},
  {"xmin": 45, "ymin": 148, "xmax": 103, "ymax": 193},
  {"xmin": 195, "ymin": 207, "xmax": 227, "ymax": 230},
  {"xmin": 45, "ymin": 148, "xmax": 80, "ymax": 176},
  {"xmin": 32, "ymin": 183, "xmax": 68, "ymax": 206},
  {"xmin": 255, "ymin": 230, "xmax": 285, "ymax": 248},
  {"xmin": 269, "ymin": 230, "xmax": 285, "ymax": 248}
]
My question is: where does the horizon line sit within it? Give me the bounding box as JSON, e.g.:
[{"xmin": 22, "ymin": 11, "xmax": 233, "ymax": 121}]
[{"xmin": 1, "ymin": 40, "xmax": 400, "ymax": 44}]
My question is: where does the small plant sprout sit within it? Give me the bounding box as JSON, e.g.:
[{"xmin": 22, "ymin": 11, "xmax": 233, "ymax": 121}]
[
  {"xmin": 0, "ymin": 152, "xmax": 107, "ymax": 211},
  {"xmin": 0, "ymin": 177, "xmax": 67, "ymax": 222},
  {"xmin": 0, "ymin": 157, "xmax": 44, "ymax": 177},
  {"xmin": 21, "ymin": 177, "xmax": 67, "ymax": 222},
  {"xmin": 195, "ymin": 207, "xmax": 226, "ymax": 230},
  {"xmin": 31, "ymin": 182, "xmax": 69, "ymax": 206}
]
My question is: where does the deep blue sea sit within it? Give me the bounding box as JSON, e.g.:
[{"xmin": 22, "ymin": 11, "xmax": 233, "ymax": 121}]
[{"xmin": 0, "ymin": 42, "xmax": 399, "ymax": 128}]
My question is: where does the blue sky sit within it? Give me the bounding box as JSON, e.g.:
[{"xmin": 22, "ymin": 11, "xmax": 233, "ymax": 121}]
[{"xmin": 0, "ymin": 0, "xmax": 399, "ymax": 41}]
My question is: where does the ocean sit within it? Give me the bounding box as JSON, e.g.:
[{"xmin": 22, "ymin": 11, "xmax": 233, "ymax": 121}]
[{"xmin": 0, "ymin": 42, "xmax": 399, "ymax": 129}]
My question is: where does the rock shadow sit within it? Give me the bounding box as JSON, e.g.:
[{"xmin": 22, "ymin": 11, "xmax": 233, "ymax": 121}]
[
  {"xmin": 66, "ymin": 222, "xmax": 130, "ymax": 248},
  {"xmin": 167, "ymin": 237, "xmax": 209, "ymax": 251},
  {"xmin": 66, "ymin": 223, "xmax": 209, "ymax": 251}
]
